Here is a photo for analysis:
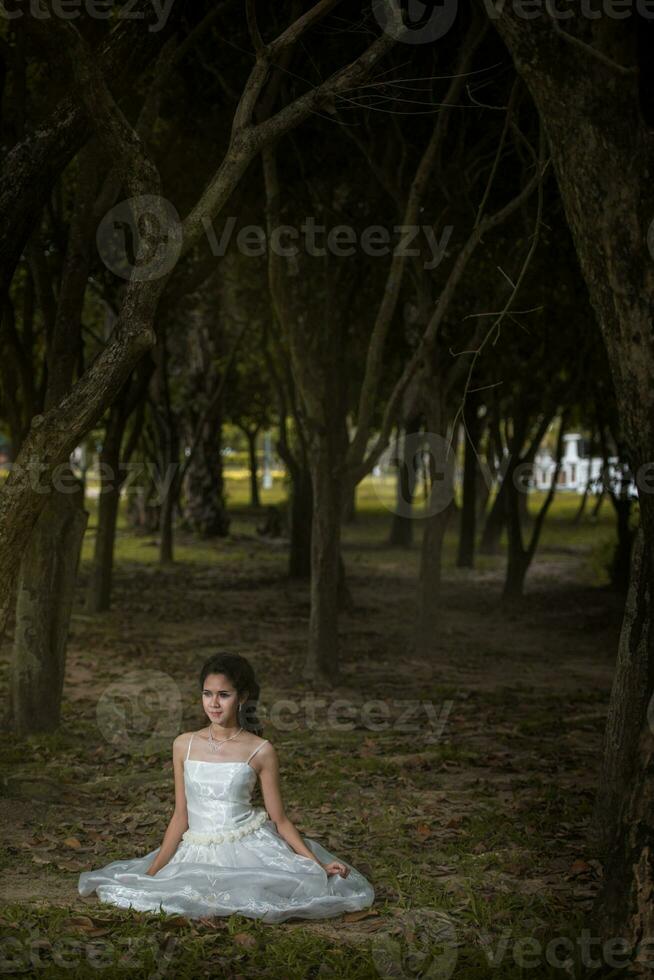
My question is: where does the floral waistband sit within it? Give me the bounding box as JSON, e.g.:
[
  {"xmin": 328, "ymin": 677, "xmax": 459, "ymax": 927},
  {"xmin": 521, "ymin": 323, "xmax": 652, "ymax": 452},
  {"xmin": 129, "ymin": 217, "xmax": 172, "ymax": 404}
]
[{"xmin": 181, "ymin": 808, "xmax": 268, "ymax": 846}]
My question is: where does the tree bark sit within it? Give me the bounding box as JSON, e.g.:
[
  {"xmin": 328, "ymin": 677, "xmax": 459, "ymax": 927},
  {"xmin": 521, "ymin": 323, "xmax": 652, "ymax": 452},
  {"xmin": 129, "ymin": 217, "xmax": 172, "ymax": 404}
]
[
  {"xmin": 342, "ymin": 483, "xmax": 356, "ymax": 524},
  {"xmin": 246, "ymin": 430, "xmax": 260, "ymax": 509},
  {"xmin": 0, "ymin": 0, "xmax": 400, "ymax": 642},
  {"xmin": 86, "ymin": 364, "xmax": 151, "ymax": 612},
  {"xmin": 417, "ymin": 502, "xmax": 455, "ymax": 656},
  {"xmin": 609, "ymin": 497, "xmax": 635, "ymax": 593},
  {"xmin": 484, "ymin": 12, "xmax": 654, "ymax": 941},
  {"xmin": 0, "ymin": 0, "xmax": 181, "ymax": 297},
  {"xmin": 572, "ymin": 476, "xmax": 591, "ymax": 525},
  {"xmin": 9, "ymin": 137, "xmax": 98, "ymax": 730},
  {"xmin": 416, "ymin": 392, "xmax": 456, "ymax": 655},
  {"xmin": 594, "ymin": 718, "xmax": 654, "ymax": 970},
  {"xmin": 184, "ymin": 415, "xmax": 230, "ymax": 539},
  {"xmin": 456, "ymin": 393, "xmax": 482, "ymax": 568},
  {"xmin": 479, "ymin": 481, "xmax": 506, "ymax": 555},
  {"xmin": 288, "ymin": 463, "xmax": 312, "ymax": 580},
  {"xmin": 10, "ymin": 470, "xmax": 87, "ymax": 733},
  {"xmin": 593, "ymin": 527, "xmax": 652, "ymax": 852},
  {"xmin": 158, "ymin": 415, "xmax": 179, "ymax": 565},
  {"xmin": 85, "ymin": 421, "xmax": 125, "ymax": 613},
  {"xmin": 303, "ymin": 436, "xmax": 343, "ymax": 686},
  {"xmin": 389, "ymin": 414, "xmax": 422, "ymax": 548},
  {"xmin": 502, "ymin": 412, "xmax": 566, "ymax": 601}
]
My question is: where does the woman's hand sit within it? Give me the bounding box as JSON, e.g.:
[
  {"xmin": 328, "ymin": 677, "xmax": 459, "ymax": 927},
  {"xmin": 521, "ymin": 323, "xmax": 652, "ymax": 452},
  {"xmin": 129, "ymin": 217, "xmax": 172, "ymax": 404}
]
[{"xmin": 322, "ymin": 861, "xmax": 350, "ymax": 878}]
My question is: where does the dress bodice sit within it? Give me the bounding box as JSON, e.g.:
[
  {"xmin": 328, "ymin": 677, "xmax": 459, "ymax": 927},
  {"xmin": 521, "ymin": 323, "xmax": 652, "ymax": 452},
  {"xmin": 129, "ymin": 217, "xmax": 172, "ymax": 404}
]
[{"xmin": 181, "ymin": 735, "xmax": 270, "ymax": 845}]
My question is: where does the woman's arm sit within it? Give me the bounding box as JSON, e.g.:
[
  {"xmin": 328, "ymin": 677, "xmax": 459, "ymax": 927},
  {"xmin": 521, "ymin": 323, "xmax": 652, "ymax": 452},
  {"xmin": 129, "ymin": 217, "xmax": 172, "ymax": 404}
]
[
  {"xmin": 145, "ymin": 734, "xmax": 189, "ymax": 876},
  {"xmin": 257, "ymin": 743, "xmax": 327, "ymax": 869}
]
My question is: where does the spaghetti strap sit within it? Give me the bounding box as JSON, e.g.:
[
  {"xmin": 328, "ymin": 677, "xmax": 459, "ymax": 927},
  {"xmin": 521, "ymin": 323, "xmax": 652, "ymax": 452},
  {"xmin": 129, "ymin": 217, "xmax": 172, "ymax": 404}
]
[
  {"xmin": 246, "ymin": 739, "xmax": 268, "ymax": 764},
  {"xmin": 186, "ymin": 733, "xmax": 194, "ymax": 761}
]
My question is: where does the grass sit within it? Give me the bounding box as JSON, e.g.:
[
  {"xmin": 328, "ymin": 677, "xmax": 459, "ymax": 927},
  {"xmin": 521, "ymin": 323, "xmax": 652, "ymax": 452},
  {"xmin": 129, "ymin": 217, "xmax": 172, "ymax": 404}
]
[{"xmin": 0, "ymin": 481, "xmax": 630, "ymax": 978}]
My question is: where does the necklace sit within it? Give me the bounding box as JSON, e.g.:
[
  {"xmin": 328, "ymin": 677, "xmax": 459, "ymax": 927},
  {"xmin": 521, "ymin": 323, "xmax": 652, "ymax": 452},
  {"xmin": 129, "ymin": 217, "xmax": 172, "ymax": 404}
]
[{"xmin": 208, "ymin": 724, "xmax": 243, "ymax": 754}]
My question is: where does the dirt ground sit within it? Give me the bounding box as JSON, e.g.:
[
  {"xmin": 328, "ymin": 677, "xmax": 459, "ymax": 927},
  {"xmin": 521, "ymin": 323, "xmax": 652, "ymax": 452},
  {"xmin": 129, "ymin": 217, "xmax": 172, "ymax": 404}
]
[{"xmin": 0, "ymin": 509, "xmax": 626, "ymax": 978}]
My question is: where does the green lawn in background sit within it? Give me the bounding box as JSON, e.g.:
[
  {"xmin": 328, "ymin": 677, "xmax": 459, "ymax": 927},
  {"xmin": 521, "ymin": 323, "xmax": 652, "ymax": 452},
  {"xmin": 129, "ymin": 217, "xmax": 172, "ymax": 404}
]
[{"xmin": 74, "ymin": 468, "xmax": 618, "ymax": 590}]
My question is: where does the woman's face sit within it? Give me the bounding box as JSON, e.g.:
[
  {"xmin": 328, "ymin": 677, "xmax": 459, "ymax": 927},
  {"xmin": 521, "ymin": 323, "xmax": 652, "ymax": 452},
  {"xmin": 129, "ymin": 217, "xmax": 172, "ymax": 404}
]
[{"xmin": 202, "ymin": 673, "xmax": 243, "ymax": 725}]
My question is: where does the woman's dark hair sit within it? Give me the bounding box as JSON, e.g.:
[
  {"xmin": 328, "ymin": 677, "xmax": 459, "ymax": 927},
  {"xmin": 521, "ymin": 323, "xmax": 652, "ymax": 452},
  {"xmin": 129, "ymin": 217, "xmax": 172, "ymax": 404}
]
[{"xmin": 198, "ymin": 653, "xmax": 263, "ymax": 736}]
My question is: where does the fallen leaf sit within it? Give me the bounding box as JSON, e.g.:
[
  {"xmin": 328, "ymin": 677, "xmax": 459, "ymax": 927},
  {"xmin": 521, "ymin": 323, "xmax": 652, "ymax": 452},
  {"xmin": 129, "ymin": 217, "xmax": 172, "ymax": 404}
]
[
  {"xmin": 569, "ymin": 859, "xmax": 592, "ymax": 876},
  {"xmin": 343, "ymin": 909, "xmax": 379, "ymax": 922}
]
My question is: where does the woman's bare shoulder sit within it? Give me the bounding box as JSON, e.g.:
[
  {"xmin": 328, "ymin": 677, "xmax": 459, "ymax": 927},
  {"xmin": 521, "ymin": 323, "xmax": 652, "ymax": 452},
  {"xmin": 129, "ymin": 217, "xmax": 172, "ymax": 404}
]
[
  {"xmin": 253, "ymin": 736, "xmax": 276, "ymax": 760},
  {"xmin": 173, "ymin": 730, "xmax": 199, "ymax": 752}
]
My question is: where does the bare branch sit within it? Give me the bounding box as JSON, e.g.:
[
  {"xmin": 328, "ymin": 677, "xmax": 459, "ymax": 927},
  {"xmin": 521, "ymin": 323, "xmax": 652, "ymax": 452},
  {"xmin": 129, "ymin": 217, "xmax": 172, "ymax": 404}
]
[
  {"xmin": 349, "ymin": 132, "xmax": 549, "ymax": 485},
  {"xmin": 182, "ymin": 6, "xmax": 400, "ymax": 256},
  {"xmin": 345, "ymin": 19, "xmax": 489, "ymax": 473},
  {"xmin": 549, "ymin": 17, "xmax": 637, "ymax": 76},
  {"xmin": 49, "ymin": 18, "xmax": 159, "ymax": 198},
  {"xmin": 246, "ymin": 0, "xmax": 266, "ymax": 56}
]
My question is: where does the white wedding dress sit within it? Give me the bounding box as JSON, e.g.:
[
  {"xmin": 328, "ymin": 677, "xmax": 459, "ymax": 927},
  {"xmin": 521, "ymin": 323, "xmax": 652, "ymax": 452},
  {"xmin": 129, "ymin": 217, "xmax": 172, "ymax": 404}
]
[{"xmin": 78, "ymin": 736, "xmax": 375, "ymax": 923}]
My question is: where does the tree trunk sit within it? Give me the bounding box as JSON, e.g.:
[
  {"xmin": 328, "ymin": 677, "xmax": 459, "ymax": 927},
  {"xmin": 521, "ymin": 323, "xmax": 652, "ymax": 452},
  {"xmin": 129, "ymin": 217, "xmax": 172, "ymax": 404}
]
[
  {"xmin": 246, "ymin": 430, "xmax": 260, "ymax": 509},
  {"xmin": 591, "ymin": 488, "xmax": 605, "ymax": 520},
  {"xmin": 517, "ymin": 482, "xmax": 530, "ymax": 526},
  {"xmin": 303, "ymin": 437, "xmax": 343, "ymax": 686},
  {"xmin": 9, "ymin": 141, "xmax": 96, "ymax": 731},
  {"xmin": 417, "ymin": 502, "xmax": 455, "ymax": 655},
  {"xmin": 594, "ymin": 717, "xmax": 654, "ymax": 969},
  {"xmin": 592, "ymin": 526, "xmax": 654, "ymax": 961},
  {"xmin": 159, "ymin": 487, "xmax": 175, "ymax": 564},
  {"xmin": 503, "ymin": 465, "xmax": 528, "ymax": 600},
  {"xmin": 609, "ymin": 498, "xmax": 634, "ymax": 593},
  {"xmin": 479, "ymin": 481, "xmax": 506, "ymax": 555},
  {"xmin": 502, "ymin": 540, "xmax": 530, "ymax": 600},
  {"xmin": 572, "ymin": 477, "xmax": 591, "ymax": 525},
  {"xmin": 485, "ymin": 18, "xmax": 654, "ymax": 942},
  {"xmin": 342, "ymin": 483, "xmax": 356, "ymax": 524},
  {"xmin": 184, "ymin": 420, "xmax": 230, "ymax": 539},
  {"xmin": 503, "ymin": 413, "xmax": 566, "ymax": 601},
  {"xmin": 389, "ymin": 414, "xmax": 422, "ymax": 548},
  {"xmin": 476, "ymin": 466, "xmax": 491, "ymax": 525},
  {"xmin": 456, "ymin": 395, "xmax": 482, "ymax": 568},
  {"xmin": 288, "ymin": 464, "xmax": 312, "ymax": 580},
  {"xmin": 126, "ymin": 479, "xmax": 160, "ymax": 534},
  {"xmin": 86, "ymin": 471, "xmax": 122, "ymax": 613},
  {"xmin": 86, "ymin": 412, "xmax": 127, "ymax": 613},
  {"xmin": 416, "ymin": 396, "xmax": 456, "ymax": 655},
  {"xmin": 592, "ymin": 527, "xmax": 652, "ymax": 854},
  {"xmin": 337, "ymin": 552, "xmax": 353, "ymax": 612},
  {"xmin": 10, "ymin": 471, "xmax": 88, "ymax": 733}
]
